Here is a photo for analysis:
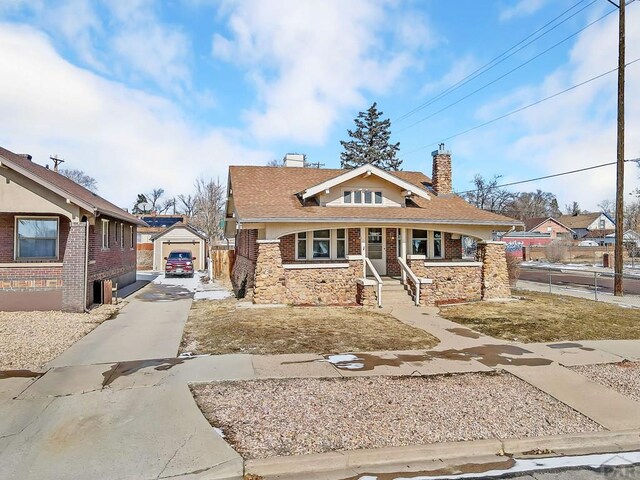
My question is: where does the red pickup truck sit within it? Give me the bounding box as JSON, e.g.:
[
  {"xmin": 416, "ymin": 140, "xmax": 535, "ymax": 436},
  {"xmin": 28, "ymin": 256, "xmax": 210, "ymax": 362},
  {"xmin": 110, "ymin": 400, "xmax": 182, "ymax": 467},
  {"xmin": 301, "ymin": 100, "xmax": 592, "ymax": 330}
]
[{"xmin": 164, "ymin": 250, "xmax": 195, "ymax": 278}]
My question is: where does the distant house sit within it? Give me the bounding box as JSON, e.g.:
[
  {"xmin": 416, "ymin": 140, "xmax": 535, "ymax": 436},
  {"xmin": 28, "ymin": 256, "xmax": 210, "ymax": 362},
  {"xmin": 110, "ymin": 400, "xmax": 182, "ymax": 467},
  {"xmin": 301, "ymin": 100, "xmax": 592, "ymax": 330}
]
[
  {"xmin": 555, "ymin": 212, "xmax": 615, "ymax": 240},
  {"xmin": 0, "ymin": 146, "xmax": 146, "ymax": 312},
  {"xmin": 605, "ymin": 229, "xmax": 640, "ymax": 249},
  {"xmin": 224, "ymin": 148, "xmax": 522, "ymax": 307},
  {"xmin": 136, "ymin": 214, "xmax": 187, "ymax": 268},
  {"xmin": 524, "ymin": 217, "xmax": 574, "ymax": 240}
]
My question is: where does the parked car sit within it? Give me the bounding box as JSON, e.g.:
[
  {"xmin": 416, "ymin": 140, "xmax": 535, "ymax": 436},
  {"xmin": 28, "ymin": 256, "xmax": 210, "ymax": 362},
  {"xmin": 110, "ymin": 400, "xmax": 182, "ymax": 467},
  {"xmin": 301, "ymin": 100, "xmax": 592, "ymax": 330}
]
[
  {"xmin": 577, "ymin": 240, "xmax": 599, "ymax": 247},
  {"xmin": 164, "ymin": 250, "xmax": 196, "ymax": 277}
]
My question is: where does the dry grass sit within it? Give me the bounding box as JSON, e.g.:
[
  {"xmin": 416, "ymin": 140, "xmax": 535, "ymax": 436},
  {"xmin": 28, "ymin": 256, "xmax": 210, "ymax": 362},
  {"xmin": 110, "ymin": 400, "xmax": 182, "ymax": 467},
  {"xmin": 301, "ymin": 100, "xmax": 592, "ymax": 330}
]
[
  {"xmin": 439, "ymin": 290, "xmax": 640, "ymax": 343},
  {"xmin": 181, "ymin": 299, "xmax": 439, "ymax": 355}
]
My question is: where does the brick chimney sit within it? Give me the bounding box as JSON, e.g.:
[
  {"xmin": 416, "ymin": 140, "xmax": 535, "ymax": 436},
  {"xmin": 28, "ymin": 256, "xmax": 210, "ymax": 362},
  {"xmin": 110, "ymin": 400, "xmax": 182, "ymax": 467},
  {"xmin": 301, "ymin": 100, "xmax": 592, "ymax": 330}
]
[{"xmin": 431, "ymin": 143, "xmax": 452, "ymax": 195}]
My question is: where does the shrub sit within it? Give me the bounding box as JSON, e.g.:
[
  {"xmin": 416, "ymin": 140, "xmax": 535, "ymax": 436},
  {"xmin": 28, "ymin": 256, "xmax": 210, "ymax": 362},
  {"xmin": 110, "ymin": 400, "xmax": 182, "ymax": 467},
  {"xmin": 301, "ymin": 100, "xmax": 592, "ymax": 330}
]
[{"xmin": 546, "ymin": 240, "xmax": 568, "ymax": 263}]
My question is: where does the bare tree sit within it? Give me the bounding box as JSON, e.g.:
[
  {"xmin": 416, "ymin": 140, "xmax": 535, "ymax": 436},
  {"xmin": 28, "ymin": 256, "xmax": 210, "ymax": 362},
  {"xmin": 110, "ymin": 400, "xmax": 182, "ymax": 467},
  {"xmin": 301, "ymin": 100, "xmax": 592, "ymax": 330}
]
[
  {"xmin": 177, "ymin": 194, "xmax": 197, "ymax": 217},
  {"xmin": 59, "ymin": 168, "xmax": 98, "ymax": 192},
  {"xmin": 146, "ymin": 188, "xmax": 165, "ymax": 212},
  {"xmin": 564, "ymin": 201, "xmax": 582, "ymax": 216},
  {"xmin": 462, "ymin": 174, "xmax": 517, "ymax": 215},
  {"xmin": 510, "ymin": 190, "xmax": 560, "ymax": 220},
  {"xmin": 266, "ymin": 159, "xmax": 281, "ymax": 167},
  {"xmin": 598, "ymin": 199, "xmax": 616, "ymax": 218},
  {"xmin": 157, "ymin": 198, "xmax": 176, "ymax": 214},
  {"xmin": 191, "ymin": 177, "xmax": 226, "ymax": 276}
]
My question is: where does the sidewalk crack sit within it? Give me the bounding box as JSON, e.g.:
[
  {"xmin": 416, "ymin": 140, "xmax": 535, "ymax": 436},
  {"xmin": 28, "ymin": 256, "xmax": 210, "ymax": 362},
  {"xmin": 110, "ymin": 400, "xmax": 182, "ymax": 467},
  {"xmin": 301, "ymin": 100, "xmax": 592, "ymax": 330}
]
[{"xmin": 155, "ymin": 431, "xmax": 195, "ymax": 479}]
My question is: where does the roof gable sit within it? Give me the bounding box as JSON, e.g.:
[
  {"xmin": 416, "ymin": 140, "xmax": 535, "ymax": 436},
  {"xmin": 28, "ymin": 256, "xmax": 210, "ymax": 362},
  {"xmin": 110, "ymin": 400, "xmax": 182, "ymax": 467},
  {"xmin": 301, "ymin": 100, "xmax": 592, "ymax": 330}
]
[
  {"xmin": 0, "ymin": 146, "xmax": 145, "ymax": 226},
  {"xmin": 150, "ymin": 223, "xmax": 207, "ymax": 241},
  {"xmin": 525, "ymin": 216, "xmax": 575, "ymax": 233},
  {"xmin": 300, "ymin": 164, "xmax": 431, "ymax": 201}
]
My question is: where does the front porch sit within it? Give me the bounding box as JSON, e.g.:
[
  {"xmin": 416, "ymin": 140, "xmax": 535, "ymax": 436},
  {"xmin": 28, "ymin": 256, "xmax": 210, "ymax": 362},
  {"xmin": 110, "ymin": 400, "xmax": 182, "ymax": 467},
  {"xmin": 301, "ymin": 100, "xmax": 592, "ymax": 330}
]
[{"xmin": 242, "ymin": 226, "xmax": 510, "ymax": 307}]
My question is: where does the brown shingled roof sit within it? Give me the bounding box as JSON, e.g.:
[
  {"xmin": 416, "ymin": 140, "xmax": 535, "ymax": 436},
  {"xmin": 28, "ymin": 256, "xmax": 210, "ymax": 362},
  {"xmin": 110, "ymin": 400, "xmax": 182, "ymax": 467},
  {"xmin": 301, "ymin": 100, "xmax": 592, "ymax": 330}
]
[
  {"xmin": 0, "ymin": 146, "xmax": 146, "ymax": 226},
  {"xmin": 228, "ymin": 165, "xmax": 520, "ymax": 226},
  {"xmin": 555, "ymin": 213, "xmax": 604, "ymax": 229}
]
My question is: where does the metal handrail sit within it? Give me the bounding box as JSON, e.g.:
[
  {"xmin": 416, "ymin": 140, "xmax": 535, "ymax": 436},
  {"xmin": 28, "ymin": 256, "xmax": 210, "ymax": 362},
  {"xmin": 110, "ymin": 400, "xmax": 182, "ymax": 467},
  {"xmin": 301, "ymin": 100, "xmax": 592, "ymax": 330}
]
[
  {"xmin": 398, "ymin": 257, "xmax": 420, "ymax": 306},
  {"xmin": 364, "ymin": 257, "xmax": 383, "ymax": 307}
]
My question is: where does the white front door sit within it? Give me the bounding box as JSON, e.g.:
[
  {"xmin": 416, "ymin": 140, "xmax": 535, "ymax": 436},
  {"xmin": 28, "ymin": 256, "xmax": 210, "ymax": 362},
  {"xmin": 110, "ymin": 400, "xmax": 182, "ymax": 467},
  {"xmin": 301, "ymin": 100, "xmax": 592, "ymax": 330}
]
[{"xmin": 366, "ymin": 227, "xmax": 386, "ymax": 276}]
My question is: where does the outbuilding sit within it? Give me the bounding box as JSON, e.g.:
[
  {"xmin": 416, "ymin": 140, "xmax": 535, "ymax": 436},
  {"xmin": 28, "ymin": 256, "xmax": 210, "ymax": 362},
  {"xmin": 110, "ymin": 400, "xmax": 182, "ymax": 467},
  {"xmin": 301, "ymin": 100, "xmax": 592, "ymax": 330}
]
[{"xmin": 151, "ymin": 223, "xmax": 207, "ymax": 272}]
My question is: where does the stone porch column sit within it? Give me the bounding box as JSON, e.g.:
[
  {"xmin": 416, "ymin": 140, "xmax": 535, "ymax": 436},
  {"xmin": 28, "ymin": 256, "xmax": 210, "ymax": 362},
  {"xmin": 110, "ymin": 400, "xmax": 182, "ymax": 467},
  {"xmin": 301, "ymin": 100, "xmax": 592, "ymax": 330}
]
[
  {"xmin": 477, "ymin": 241, "xmax": 511, "ymax": 300},
  {"xmin": 253, "ymin": 239, "xmax": 287, "ymax": 304}
]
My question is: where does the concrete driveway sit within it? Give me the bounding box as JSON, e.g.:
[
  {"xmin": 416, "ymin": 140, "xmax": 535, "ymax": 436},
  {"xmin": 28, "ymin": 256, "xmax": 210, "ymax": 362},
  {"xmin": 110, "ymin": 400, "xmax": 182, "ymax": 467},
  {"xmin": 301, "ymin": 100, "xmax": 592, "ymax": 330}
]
[{"xmin": 0, "ymin": 277, "xmax": 243, "ymax": 480}]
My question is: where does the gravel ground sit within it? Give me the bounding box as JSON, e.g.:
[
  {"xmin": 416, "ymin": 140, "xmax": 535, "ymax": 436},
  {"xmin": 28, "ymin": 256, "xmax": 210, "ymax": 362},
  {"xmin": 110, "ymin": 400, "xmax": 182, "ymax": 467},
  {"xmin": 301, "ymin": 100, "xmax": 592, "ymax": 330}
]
[
  {"xmin": 572, "ymin": 361, "xmax": 640, "ymax": 403},
  {"xmin": 0, "ymin": 304, "xmax": 119, "ymax": 370},
  {"xmin": 191, "ymin": 373, "xmax": 602, "ymax": 459}
]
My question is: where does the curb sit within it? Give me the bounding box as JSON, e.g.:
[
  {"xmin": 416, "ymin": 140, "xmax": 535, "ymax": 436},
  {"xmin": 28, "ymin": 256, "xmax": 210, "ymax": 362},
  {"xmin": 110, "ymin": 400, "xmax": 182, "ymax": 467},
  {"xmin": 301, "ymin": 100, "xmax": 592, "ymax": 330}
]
[{"xmin": 244, "ymin": 430, "xmax": 640, "ymax": 478}]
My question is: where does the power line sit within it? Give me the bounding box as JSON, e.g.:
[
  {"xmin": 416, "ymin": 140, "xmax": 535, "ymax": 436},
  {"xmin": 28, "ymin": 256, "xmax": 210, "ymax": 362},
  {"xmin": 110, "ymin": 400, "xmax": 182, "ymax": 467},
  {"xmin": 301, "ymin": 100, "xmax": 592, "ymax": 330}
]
[
  {"xmin": 456, "ymin": 158, "xmax": 640, "ymax": 195},
  {"xmin": 397, "ymin": 7, "xmax": 615, "ymax": 133},
  {"xmin": 395, "ymin": 0, "xmax": 595, "ymax": 123},
  {"xmin": 404, "ymin": 57, "xmax": 640, "ymax": 156}
]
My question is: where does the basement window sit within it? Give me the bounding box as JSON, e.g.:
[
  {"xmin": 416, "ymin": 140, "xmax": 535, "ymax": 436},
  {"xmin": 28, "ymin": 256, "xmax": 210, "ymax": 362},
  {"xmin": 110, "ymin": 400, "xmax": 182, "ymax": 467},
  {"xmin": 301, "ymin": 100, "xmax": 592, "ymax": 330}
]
[{"xmin": 15, "ymin": 217, "xmax": 59, "ymax": 260}]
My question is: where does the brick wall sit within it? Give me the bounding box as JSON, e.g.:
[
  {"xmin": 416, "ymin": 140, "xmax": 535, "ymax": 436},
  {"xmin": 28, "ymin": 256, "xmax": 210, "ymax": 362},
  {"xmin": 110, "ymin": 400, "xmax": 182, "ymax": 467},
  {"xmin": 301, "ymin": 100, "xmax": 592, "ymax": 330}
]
[
  {"xmin": 231, "ymin": 229, "xmax": 258, "ymax": 295},
  {"xmin": 444, "ymin": 233, "xmax": 463, "ymax": 260},
  {"xmin": 86, "ymin": 216, "xmax": 137, "ymax": 305},
  {"xmin": 348, "ymin": 228, "xmax": 361, "ymax": 256},
  {"xmin": 386, "ymin": 228, "xmax": 400, "ymax": 276},
  {"xmin": 62, "ymin": 223, "xmax": 87, "ymax": 312},
  {"xmin": 0, "ymin": 213, "xmax": 70, "ymax": 263}
]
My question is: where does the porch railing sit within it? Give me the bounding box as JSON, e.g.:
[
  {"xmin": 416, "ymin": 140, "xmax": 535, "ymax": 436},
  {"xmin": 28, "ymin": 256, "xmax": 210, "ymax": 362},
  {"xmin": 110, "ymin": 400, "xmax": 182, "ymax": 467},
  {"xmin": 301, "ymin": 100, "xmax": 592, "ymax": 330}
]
[
  {"xmin": 398, "ymin": 256, "xmax": 420, "ymax": 306},
  {"xmin": 364, "ymin": 256, "xmax": 383, "ymax": 308}
]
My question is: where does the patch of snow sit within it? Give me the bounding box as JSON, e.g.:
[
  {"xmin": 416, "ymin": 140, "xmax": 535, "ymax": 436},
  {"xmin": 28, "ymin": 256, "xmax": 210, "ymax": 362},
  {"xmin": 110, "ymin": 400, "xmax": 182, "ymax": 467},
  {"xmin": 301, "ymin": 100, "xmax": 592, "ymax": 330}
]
[
  {"xmin": 153, "ymin": 273, "xmax": 231, "ymax": 301},
  {"xmin": 213, "ymin": 427, "xmax": 226, "ymax": 438},
  {"xmin": 322, "ymin": 354, "xmax": 365, "ymax": 370},
  {"xmin": 356, "ymin": 450, "xmax": 640, "ymax": 479}
]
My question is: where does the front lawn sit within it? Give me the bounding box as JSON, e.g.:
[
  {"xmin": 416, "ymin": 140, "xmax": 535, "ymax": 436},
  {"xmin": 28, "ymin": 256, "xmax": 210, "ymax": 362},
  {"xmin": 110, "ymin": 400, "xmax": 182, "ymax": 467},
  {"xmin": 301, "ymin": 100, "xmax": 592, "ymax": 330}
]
[
  {"xmin": 181, "ymin": 300, "xmax": 439, "ymax": 355},
  {"xmin": 439, "ymin": 290, "xmax": 640, "ymax": 343}
]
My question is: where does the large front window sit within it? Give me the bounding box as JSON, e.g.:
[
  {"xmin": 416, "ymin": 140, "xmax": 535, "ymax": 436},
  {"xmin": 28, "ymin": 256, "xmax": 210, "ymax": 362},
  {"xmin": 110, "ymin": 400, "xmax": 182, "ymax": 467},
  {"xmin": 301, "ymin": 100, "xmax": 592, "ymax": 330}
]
[
  {"xmin": 412, "ymin": 229, "xmax": 428, "ymax": 255},
  {"xmin": 312, "ymin": 229, "xmax": 331, "ymax": 259},
  {"xmin": 16, "ymin": 217, "xmax": 59, "ymax": 259}
]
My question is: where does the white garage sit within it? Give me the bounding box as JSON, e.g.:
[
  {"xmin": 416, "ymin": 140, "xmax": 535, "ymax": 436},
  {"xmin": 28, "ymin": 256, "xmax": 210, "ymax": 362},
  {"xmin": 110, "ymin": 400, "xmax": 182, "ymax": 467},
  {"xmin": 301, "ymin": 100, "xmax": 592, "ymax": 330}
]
[{"xmin": 151, "ymin": 224, "xmax": 207, "ymax": 272}]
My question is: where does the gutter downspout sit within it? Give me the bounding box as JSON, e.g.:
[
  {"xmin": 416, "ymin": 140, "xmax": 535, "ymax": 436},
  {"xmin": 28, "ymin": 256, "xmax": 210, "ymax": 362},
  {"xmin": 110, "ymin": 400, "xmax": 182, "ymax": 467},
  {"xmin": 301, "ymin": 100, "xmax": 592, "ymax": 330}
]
[{"xmin": 83, "ymin": 218, "xmax": 90, "ymax": 313}]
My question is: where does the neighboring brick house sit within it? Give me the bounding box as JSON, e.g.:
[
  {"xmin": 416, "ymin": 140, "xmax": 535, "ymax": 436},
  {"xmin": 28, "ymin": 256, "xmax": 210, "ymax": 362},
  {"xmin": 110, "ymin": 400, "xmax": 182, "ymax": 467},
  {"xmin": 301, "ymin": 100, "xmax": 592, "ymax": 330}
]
[
  {"xmin": 524, "ymin": 217, "xmax": 575, "ymax": 240},
  {"xmin": 0, "ymin": 146, "xmax": 147, "ymax": 312},
  {"xmin": 225, "ymin": 147, "xmax": 523, "ymax": 307}
]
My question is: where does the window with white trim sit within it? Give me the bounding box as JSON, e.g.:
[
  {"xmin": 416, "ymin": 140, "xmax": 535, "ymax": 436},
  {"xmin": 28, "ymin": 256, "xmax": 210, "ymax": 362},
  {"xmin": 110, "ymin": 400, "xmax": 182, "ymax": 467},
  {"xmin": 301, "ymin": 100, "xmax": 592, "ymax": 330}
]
[
  {"xmin": 412, "ymin": 229, "xmax": 428, "ymax": 255},
  {"xmin": 336, "ymin": 229, "xmax": 346, "ymax": 259},
  {"xmin": 120, "ymin": 223, "xmax": 124, "ymax": 248},
  {"xmin": 102, "ymin": 219, "xmax": 109, "ymax": 249},
  {"xmin": 312, "ymin": 229, "xmax": 331, "ymax": 259},
  {"xmin": 296, "ymin": 232, "xmax": 307, "ymax": 259},
  {"xmin": 115, "ymin": 222, "xmax": 120, "ymax": 246},
  {"xmin": 433, "ymin": 231, "xmax": 442, "ymax": 258},
  {"xmin": 15, "ymin": 217, "xmax": 59, "ymax": 260},
  {"xmin": 130, "ymin": 225, "xmax": 135, "ymax": 249},
  {"xmin": 342, "ymin": 189, "xmax": 383, "ymax": 205}
]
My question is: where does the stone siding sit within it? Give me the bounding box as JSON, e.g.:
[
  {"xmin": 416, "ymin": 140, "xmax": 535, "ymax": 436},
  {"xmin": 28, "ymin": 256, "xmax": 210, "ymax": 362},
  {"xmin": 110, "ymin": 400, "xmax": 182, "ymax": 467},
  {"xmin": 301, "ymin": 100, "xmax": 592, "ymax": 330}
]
[
  {"xmin": 432, "ymin": 151, "xmax": 452, "ymax": 195},
  {"xmin": 253, "ymin": 240, "xmax": 362, "ymax": 305},
  {"xmin": 477, "ymin": 241, "xmax": 511, "ymax": 299},
  {"xmin": 408, "ymin": 259, "xmax": 482, "ymax": 306}
]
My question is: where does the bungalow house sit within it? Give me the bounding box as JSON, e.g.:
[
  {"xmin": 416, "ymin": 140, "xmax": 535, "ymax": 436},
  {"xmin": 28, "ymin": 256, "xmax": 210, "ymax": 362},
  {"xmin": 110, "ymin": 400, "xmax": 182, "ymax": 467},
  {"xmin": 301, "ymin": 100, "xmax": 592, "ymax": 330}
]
[
  {"xmin": 0, "ymin": 146, "xmax": 146, "ymax": 312},
  {"xmin": 225, "ymin": 147, "xmax": 522, "ymax": 307}
]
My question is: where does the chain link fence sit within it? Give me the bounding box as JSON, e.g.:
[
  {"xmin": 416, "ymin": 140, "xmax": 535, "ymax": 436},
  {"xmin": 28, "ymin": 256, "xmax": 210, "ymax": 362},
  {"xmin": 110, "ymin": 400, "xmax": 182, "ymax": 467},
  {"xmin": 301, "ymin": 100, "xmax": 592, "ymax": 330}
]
[{"xmin": 517, "ymin": 267, "xmax": 640, "ymax": 308}]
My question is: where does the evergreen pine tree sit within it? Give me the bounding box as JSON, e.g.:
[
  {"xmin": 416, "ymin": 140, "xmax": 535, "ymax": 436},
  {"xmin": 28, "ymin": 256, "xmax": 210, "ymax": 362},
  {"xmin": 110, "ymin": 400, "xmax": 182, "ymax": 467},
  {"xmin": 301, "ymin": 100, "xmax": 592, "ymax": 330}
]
[{"xmin": 340, "ymin": 102, "xmax": 402, "ymax": 170}]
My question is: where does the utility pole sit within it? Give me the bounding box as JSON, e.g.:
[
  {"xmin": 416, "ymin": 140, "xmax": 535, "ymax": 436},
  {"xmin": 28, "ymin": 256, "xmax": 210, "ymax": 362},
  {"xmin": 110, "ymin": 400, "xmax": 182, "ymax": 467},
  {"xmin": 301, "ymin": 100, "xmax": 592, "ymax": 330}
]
[
  {"xmin": 49, "ymin": 155, "xmax": 65, "ymax": 173},
  {"xmin": 613, "ymin": 0, "xmax": 625, "ymax": 296}
]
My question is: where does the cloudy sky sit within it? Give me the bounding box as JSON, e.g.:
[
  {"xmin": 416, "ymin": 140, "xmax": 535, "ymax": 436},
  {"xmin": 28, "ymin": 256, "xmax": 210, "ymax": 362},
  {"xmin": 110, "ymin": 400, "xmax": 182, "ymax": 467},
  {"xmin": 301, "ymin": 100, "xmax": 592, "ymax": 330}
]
[{"xmin": 0, "ymin": 0, "xmax": 638, "ymax": 211}]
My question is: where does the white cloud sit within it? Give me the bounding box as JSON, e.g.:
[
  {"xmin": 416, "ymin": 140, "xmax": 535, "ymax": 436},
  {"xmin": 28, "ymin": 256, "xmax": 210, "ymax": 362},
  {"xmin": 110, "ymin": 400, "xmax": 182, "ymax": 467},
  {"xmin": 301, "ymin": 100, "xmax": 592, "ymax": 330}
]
[
  {"xmin": 0, "ymin": 24, "xmax": 269, "ymax": 208},
  {"xmin": 468, "ymin": 5, "xmax": 640, "ymax": 211},
  {"xmin": 499, "ymin": 0, "xmax": 549, "ymax": 22},
  {"xmin": 212, "ymin": 0, "xmax": 428, "ymax": 144}
]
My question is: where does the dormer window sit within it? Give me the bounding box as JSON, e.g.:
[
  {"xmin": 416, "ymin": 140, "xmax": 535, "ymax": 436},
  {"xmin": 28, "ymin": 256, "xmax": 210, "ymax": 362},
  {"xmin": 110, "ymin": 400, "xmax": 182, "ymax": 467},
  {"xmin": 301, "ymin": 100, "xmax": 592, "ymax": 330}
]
[{"xmin": 342, "ymin": 189, "xmax": 383, "ymax": 205}]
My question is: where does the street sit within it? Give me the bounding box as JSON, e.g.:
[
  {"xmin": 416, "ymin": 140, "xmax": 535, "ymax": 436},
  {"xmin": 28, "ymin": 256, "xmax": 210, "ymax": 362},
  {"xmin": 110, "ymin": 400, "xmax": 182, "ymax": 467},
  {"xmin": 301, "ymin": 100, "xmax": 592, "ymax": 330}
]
[{"xmin": 519, "ymin": 267, "xmax": 640, "ymax": 296}]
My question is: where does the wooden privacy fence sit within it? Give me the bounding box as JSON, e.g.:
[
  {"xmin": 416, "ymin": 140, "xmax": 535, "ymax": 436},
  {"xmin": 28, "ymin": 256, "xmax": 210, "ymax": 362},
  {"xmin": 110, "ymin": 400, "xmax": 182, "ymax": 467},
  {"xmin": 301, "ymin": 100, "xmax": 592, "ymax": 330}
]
[{"xmin": 211, "ymin": 248, "xmax": 234, "ymax": 280}]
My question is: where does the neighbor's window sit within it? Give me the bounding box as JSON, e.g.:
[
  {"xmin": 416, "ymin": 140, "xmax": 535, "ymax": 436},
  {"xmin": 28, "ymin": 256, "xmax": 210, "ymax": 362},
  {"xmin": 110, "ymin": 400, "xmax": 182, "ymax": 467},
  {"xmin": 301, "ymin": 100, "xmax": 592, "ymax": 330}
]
[
  {"xmin": 412, "ymin": 229, "xmax": 428, "ymax": 255},
  {"xmin": 130, "ymin": 226, "xmax": 135, "ymax": 248},
  {"xmin": 296, "ymin": 232, "xmax": 307, "ymax": 260},
  {"xmin": 312, "ymin": 229, "xmax": 330, "ymax": 258},
  {"xmin": 115, "ymin": 222, "xmax": 120, "ymax": 245},
  {"xmin": 343, "ymin": 191, "xmax": 352, "ymax": 204},
  {"xmin": 599, "ymin": 219, "xmax": 606, "ymax": 229},
  {"xmin": 120, "ymin": 223, "xmax": 124, "ymax": 248},
  {"xmin": 336, "ymin": 228, "xmax": 346, "ymax": 259},
  {"xmin": 102, "ymin": 219, "xmax": 109, "ymax": 249},
  {"xmin": 16, "ymin": 217, "xmax": 58, "ymax": 259},
  {"xmin": 433, "ymin": 231, "xmax": 442, "ymax": 258}
]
